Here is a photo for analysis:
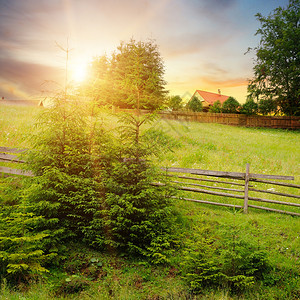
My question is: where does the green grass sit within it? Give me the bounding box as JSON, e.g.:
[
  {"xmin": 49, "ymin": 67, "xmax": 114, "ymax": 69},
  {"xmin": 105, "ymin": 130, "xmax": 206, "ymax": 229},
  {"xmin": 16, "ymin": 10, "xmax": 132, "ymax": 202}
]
[{"xmin": 0, "ymin": 105, "xmax": 299, "ymax": 299}]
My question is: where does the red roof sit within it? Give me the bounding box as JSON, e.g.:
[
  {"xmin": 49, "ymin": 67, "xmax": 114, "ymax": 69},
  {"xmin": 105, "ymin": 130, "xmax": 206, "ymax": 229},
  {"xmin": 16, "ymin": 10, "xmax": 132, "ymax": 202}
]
[{"xmin": 193, "ymin": 90, "xmax": 229, "ymax": 105}]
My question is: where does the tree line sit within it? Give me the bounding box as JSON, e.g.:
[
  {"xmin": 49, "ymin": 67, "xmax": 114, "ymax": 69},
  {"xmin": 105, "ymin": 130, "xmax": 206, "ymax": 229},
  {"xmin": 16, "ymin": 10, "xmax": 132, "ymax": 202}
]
[{"xmin": 167, "ymin": 94, "xmax": 278, "ymax": 116}]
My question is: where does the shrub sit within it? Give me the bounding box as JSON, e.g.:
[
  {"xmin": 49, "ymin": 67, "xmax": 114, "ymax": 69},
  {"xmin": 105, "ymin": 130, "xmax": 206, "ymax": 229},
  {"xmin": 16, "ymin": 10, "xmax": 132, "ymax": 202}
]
[
  {"xmin": 24, "ymin": 99, "xmax": 178, "ymax": 263},
  {"xmin": 99, "ymin": 112, "xmax": 179, "ymax": 259},
  {"xmin": 258, "ymin": 98, "xmax": 278, "ymax": 115},
  {"xmin": 181, "ymin": 226, "xmax": 222, "ymax": 292},
  {"xmin": 181, "ymin": 222, "xmax": 272, "ymax": 295},
  {"xmin": 53, "ymin": 275, "xmax": 90, "ymax": 296},
  {"xmin": 209, "ymin": 100, "xmax": 222, "ymax": 113},
  {"xmin": 186, "ymin": 96, "xmax": 203, "ymax": 112},
  {"xmin": 0, "ymin": 203, "xmax": 50, "ymax": 285},
  {"xmin": 222, "ymin": 97, "xmax": 240, "ymax": 113},
  {"xmin": 241, "ymin": 98, "xmax": 258, "ymax": 115},
  {"xmin": 167, "ymin": 95, "xmax": 183, "ymax": 111}
]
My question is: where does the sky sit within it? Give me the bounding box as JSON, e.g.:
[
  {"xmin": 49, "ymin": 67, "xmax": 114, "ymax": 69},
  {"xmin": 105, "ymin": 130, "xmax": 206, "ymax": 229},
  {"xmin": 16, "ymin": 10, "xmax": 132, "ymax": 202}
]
[{"xmin": 0, "ymin": 0, "xmax": 290, "ymax": 103}]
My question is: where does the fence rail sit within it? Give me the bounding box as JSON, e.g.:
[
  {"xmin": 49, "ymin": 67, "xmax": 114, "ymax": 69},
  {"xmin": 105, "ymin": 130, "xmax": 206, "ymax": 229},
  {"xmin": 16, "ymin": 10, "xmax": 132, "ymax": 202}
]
[
  {"xmin": 1, "ymin": 147, "xmax": 299, "ymax": 216},
  {"xmin": 0, "ymin": 147, "xmax": 33, "ymax": 176},
  {"xmin": 162, "ymin": 164, "xmax": 300, "ymax": 216}
]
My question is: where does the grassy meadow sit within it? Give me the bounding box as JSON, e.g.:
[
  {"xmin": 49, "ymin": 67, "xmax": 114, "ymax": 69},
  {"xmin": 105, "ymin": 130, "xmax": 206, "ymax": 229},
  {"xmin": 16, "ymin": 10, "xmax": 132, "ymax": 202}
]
[{"xmin": 0, "ymin": 104, "xmax": 299, "ymax": 299}]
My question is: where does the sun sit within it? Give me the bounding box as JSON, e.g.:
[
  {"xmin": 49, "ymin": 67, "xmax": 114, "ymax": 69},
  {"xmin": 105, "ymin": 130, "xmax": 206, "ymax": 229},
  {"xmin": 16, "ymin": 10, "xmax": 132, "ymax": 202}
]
[{"xmin": 71, "ymin": 61, "xmax": 88, "ymax": 83}]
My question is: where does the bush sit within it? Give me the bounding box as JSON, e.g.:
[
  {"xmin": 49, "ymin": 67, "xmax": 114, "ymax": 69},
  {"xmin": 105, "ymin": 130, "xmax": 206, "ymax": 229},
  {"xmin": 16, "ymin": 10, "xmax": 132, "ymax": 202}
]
[
  {"xmin": 99, "ymin": 112, "xmax": 179, "ymax": 259},
  {"xmin": 222, "ymin": 97, "xmax": 240, "ymax": 113},
  {"xmin": 186, "ymin": 96, "xmax": 203, "ymax": 112},
  {"xmin": 167, "ymin": 95, "xmax": 183, "ymax": 111},
  {"xmin": 241, "ymin": 98, "xmax": 258, "ymax": 115},
  {"xmin": 209, "ymin": 100, "xmax": 222, "ymax": 113},
  {"xmin": 181, "ymin": 222, "xmax": 272, "ymax": 295},
  {"xmin": 53, "ymin": 275, "xmax": 90, "ymax": 296},
  {"xmin": 24, "ymin": 99, "xmax": 178, "ymax": 264},
  {"xmin": 0, "ymin": 202, "xmax": 50, "ymax": 285},
  {"xmin": 258, "ymin": 98, "xmax": 278, "ymax": 115}
]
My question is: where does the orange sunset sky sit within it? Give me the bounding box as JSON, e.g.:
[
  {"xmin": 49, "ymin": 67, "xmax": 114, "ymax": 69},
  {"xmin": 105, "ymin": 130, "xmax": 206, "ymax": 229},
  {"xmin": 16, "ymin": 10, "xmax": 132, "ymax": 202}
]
[{"xmin": 0, "ymin": 0, "xmax": 289, "ymax": 103}]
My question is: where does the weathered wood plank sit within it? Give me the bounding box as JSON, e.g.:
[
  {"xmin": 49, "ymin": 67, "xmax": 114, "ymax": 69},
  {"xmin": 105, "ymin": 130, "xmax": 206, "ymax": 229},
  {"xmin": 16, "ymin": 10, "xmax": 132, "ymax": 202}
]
[
  {"xmin": 171, "ymin": 180, "xmax": 244, "ymax": 193},
  {"xmin": 0, "ymin": 166, "xmax": 33, "ymax": 176},
  {"xmin": 248, "ymin": 204, "xmax": 300, "ymax": 217},
  {"xmin": 250, "ymin": 178, "xmax": 300, "ymax": 189},
  {"xmin": 175, "ymin": 196, "xmax": 243, "ymax": 209},
  {"xmin": 249, "ymin": 187, "xmax": 300, "ymax": 199},
  {"xmin": 244, "ymin": 163, "xmax": 250, "ymax": 214},
  {"xmin": 0, "ymin": 153, "xmax": 25, "ymax": 163},
  {"xmin": 248, "ymin": 195, "xmax": 300, "ymax": 207},
  {"xmin": 164, "ymin": 167, "xmax": 294, "ymax": 181},
  {"xmin": 163, "ymin": 167, "xmax": 245, "ymax": 179},
  {"xmin": 167, "ymin": 174, "xmax": 246, "ymax": 187},
  {"xmin": 177, "ymin": 185, "xmax": 244, "ymax": 199},
  {"xmin": 0, "ymin": 147, "xmax": 27, "ymax": 153},
  {"xmin": 250, "ymin": 173, "xmax": 294, "ymax": 180}
]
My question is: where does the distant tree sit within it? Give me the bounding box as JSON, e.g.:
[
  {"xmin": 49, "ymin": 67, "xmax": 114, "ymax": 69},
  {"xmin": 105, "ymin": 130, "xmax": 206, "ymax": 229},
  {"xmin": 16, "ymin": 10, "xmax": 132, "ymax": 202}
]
[
  {"xmin": 167, "ymin": 95, "xmax": 183, "ymax": 111},
  {"xmin": 187, "ymin": 96, "xmax": 203, "ymax": 112},
  {"xmin": 222, "ymin": 97, "xmax": 240, "ymax": 113},
  {"xmin": 209, "ymin": 100, "xmax": 222, "ymax": 113},
  {"xmin": 247, "ymin": 0, "xmax": 300, "ymax": 116},
  {"xmin": 258, "ymin": 98, "xmax": 278, "ymax": 115},
  {"xmin": 110, "ymin": 39, "xmax": 167, "ymax": 110},
  {"xmin": 81, "ymin": 39, "xmax": 167, "ymax": 110},
  {"xmin": 241, "ymin": 98, "xmax": 258, "ymax": 115}
]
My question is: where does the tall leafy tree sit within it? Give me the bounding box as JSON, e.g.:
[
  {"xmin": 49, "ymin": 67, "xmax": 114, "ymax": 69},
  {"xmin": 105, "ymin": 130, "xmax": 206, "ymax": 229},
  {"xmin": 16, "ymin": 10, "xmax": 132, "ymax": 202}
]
[
  {"xmin": 85, "ymin": 39, "xmax": 167, "ymax": 110},
  {"xmin": 111, "ymin": 39, "xmax": 167, "ymax": 110},
  {"xmin": 167, "ymin": 95, "xmax": 183, "ymax": 111},
  {"xmin": 247, "ymin": 0, "xmax": 300, "ymax": 116}
]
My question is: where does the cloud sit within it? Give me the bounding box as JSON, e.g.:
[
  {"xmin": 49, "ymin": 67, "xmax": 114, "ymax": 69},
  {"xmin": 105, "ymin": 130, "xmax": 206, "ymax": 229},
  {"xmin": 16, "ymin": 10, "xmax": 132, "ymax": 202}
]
[
  {"xmin": 0, "ymin": 57, "xmax": 64, "ymax": 99},
  {"xmin": 0, "ymin": 81, "xmax": 29, "ymax": 99},
  {"xmin": 200, "ymin": 76, "xmax": 248, "ymax": 88},
  {"xmin": 189, "ymin": 0, "xmax": 237, "ymax": 17}
]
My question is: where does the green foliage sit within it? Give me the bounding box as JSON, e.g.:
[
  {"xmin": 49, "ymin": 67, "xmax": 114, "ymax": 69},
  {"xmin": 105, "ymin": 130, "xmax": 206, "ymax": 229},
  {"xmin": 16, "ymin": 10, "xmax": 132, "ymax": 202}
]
[
  {"xmin": 186, "ymin": 96, "xmax": 203, "ymax": 112},
  {"xmin": 99, "ymin": 113, "xmax": 179, "ymax": 258},
  {"xmin": 258, "ymin": 98, "xmax": 278, "ymax": 115},
  {"xmin": 222, "ymin": 97, "xmax": 240, "ymax": 113},
  {"xmin": 53, "ymin": 274, "xmax": 90, "ymax": 296},
  {"xmin": 23, "ymin": 98, "xmax": 177, "ymax": 265},
  {"xmin": 181, "ymin": 226, "xmax": 222, "ymax": 292},
  {"xmin": 241, "ymin": 98, "xmax": 258, "ymax": 115},
  {"xmin": 247, "ymin": 0, "xmax": 300, "ymax": 116},
  {"xmin": 83, "ymin": 39, "xmax": 167, "ymax": 110},
  {"xmin": 217, "ymin": 223, "xmax": 270, "ymax": 294},
  {"xmin": 181, "ymin": 220, "xmax": 272, "ymax": 296},
  {"xmin": 209, "ymin": 100, "xmax": 222, "ymax": 113},
  {"xmin": 2, "ymin": 105, "xmax": 299, "ymax": 298},
  {"xmin": 24, "ymin": 99, "xmax": 109, "ymax": 251},
  {"xmin": 0, "ymin": 202, "xmax": 51, "ymax": 285},
  {"xmin": 167, "ymin": 95, "xmax": 183, "ymax": 111}
]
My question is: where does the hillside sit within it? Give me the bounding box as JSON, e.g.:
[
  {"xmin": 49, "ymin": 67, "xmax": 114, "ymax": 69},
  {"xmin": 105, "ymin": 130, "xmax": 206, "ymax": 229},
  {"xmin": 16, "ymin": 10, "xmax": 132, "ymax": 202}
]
[{"xmin": 0, "ymin": 105, "xmax": 299, "ymax": 299}]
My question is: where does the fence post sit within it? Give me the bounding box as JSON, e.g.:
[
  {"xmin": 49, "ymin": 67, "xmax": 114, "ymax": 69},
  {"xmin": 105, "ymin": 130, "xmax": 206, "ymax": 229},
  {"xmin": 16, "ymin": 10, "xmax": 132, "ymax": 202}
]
[{"xmin": 243, "ymin": 163, "xmax": 250, "ymax": 213}]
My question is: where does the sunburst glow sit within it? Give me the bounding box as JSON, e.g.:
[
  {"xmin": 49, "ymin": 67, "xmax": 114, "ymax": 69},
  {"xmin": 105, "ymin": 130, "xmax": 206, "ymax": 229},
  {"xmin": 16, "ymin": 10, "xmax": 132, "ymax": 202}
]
[{"xmin": 71, "ymin": 62, "xmax": 88, "ymax": 83}]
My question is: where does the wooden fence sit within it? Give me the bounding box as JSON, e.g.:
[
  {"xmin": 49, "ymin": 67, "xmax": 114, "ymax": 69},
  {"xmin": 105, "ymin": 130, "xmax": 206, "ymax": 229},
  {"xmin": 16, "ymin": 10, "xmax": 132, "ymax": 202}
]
[
  {"xmin": 158, "ymin": 111, "xmax": 300, "ymax": 129},
  {"xmin": 1, "ymin": 147, "xmax": 299, "ymax": 216},
  {"xmin": 161, "ymin": 164, "xmax": 300, "ymax": 216},
  {"xmin": 0, "ymin": 147, "xmax": 33, "ymax": 176}
]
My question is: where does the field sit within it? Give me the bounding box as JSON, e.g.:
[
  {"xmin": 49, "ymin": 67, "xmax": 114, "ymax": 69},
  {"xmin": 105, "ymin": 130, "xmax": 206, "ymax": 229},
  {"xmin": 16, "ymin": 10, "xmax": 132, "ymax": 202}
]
[{"xmin": 0, "ymin": 104, "xmax": 299, "ymax": 299}]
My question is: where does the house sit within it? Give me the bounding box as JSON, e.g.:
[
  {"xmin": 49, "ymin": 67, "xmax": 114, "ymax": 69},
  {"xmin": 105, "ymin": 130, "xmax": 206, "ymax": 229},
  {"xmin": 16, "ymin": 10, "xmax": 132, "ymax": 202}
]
[{"xmin": 191, "ymin": 89, "xmax": 229, "ymax": 111}]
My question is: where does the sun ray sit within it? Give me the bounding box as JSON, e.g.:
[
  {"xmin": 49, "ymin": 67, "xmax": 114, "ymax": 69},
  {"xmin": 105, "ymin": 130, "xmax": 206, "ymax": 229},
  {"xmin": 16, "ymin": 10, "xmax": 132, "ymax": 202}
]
[{"xmin": 71, "ymin": 61, "xmax": 87, "ymax": 83}]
